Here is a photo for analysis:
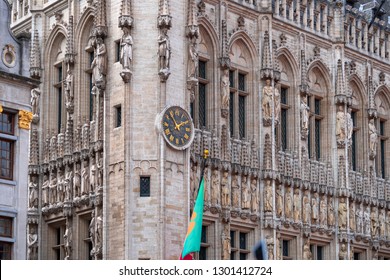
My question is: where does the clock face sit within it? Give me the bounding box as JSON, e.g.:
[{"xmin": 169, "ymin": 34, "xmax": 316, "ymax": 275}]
[{"xmin": 161, "ymin": 106, "xmax": 194, "ymax": 150}]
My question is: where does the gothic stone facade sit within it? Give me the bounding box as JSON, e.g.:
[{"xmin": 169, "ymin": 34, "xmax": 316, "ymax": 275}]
[
  {"xmin": 10, "ymin": 0, "xmax": 390, "ymax": 260},
  {"xmin": 0, "ymin": 0, "xmax": 38, "ymax": 260}
]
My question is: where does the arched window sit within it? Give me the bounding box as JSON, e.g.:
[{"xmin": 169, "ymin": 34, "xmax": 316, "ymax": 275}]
[
  {"xmin": 375, "ymin": 90, "xmax": 390, "ymax": 179},
  {"xmin": 307, "ymin": 65, "xmax": 331, "ymax": 160},
  {"xmin": 48, "ymin": 33, "xmax": 67, "ymax": 133},
  {"xmin": 229, "ymin": 39, "xmax": 253, "ymax": 139}
]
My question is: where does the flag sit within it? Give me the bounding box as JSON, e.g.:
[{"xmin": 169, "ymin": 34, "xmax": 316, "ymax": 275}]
[{"xmin": 180, "ymin": 177, "xmax": 205, "ymax": 259}]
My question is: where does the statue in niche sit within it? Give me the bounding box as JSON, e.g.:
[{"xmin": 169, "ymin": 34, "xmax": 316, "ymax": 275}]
[
  {"xmin": 211, "ymin": 170, "xmax": 220, "ymax": 205},
  {"xmin": 241, "ymin": 176, "xmax": 250, "ymax": 209},
  {"xmin": 120, "ymin": 26, "xmax": 133, "ymax": 70},
  {"xmin": 73, "ymin": 163, "xmax": 81, "ymax": 198},
  {"xmin": 349, "ymin": 203, "xmax": 356, "ymax": 231},
  {"xmin": 303, "ymin": 239, "xmax": 312, "ymax": 260},
  {"xmin": 251, "ymin": 178, "xmax": 258, "ymax": 212},
  {"xmin": 231, "ymin": 175, "xmax": 240, "ymax": 208},
  {"xmin": 97, "ymin": 157, "xmax": 103, "ymax": 188},
  {"xmin": 378, "ymin": 209, "xmax": 385, "ymax": 237},
  {"xmin": 96, "ymin": 210, "xmax": 103, "ymax": 249},
  {"xmin": 339, "ymin": 244, "xmax": 347, "ymax": 260},
  {"xmin": 336, "ymin": 105, "xmax": 347, "ymax": 143},
  {"xmin": 158, "ymin": 28, "xmax": 171, "ymax": 71},
  {"xmin": 300, "ymin": 97, "xmax": 309, "ymax": 133},
  {"xmin": 266, "ymin": 236, "xmax": 274, "ymax": 260},
  {"xmin": 285, "ymin": 187, "xmax": 292, "ymax": 219},
  {"xmin": 64, "ymin": 166, "xmax": 73, "ymax": 202},
  {"xmin": 187, "ymin": 36, "xmax": 198, "ymax": 80},
  {"xmin": 91, "ymin": 38, "xmax": 107, "ymax": 86},
  {"xmin": 263, "ymin": 180, "xmax": 273, "ymax": 212},
  {"xmin": 221, "ymin": 69, "xmax": 230, "ymax": 110},
  {"xmin": 276, "ymin": 232, "xmax": 282, "ymax": 260},
  {"xmin": 190, "ymin": 165, "xmax": 197, "ymax": 201},
  {"xmin": 64, "ymin": 68, "xmax": 73, "ymax": 109},
  {"xmin": 89, "ymin": 210, "xmax": 96, "ymax": 254},
  {"xmin": 327, "ymin": 197, "xmax": 335, "ymax": 227},
  {"xmin": 346, "ymin": 108, "xmax": 353, "ymax": 141},
  {"xmin": 386, "ymin": 211, "xmax": 390, "ymax": 236},
  {"xmin": 262, "ymin": 79, "xmax": 273, "ymax": 122},
  {"xmin": 274, "ymin": 84, "xmax": 280, "ymax": 123},
  {"xmin": 338, "ymin": 197, "xmax": 347, "ymax": 230},
  {"xmin": 27, "ymin": 226, "xmax": 38, "ymax": 260},
  {"xmin": 363, "ymin": 207, "xmax": 370, "ymax": 235},
  {"xmin": 369, "ymin": 119, "xmax": 378, "ymax": 158},
  {"xmin": 42, "ymin": 174, "xmax": 49, "ymax": 206},
  {"xmin": 203, "ymin": 169, "xmax": 209, "ymax": 203},
  {"xmin": 90, "ymin": 158, "xmax": 96, "ymax": 193},
  {"xmin": 371, "ymin": 207, "xmax": 379, "ymax": 237},
  {"xmin": 221, "ymin": 171, "xmax": 230, "ymax": 207},
  {"xmin": 28, "ymin": 176, "xmax": 39, "ymax": 209},
  {"xmin": 293, "ymin": 189, "xmax": 301, "ymax": 222},
  {"xmin": 49, "ymin": 172, "xmax": 57, "ymax": 205},
  {"xmin": 64, "ymin": 220, "xmax": 72, "ymax": 260},
  {"xmin": 302, "ymin": 192, "xmax": 311, "ymax": 224},
  {"xmin": 81, "ymin": 160, "xmax": 89, "ymax": 195},
  {"xmin": 30, "ymin": 88, "xmax": 40, "ymax": 116},
  {"xmin": 276, "ymin": 185, "xmax": 283, "ymax": 217},
  {"xmin": 57, "ymin": 169, "xmax": 65, "ymax": 202},
  {"xmin": 319, "ymin": 196, "xmax": 327, "ymax": 226},
  {"xmin": 311, "ymin": 193, "xmax": 318, "ymax": 223},
  {"xmin": 222, "ymin": 224, "xmax": 231, "ymax": 260},
  {"xmin": 356, "ymin": 205, "xmax": 363, "ymax": 233}
]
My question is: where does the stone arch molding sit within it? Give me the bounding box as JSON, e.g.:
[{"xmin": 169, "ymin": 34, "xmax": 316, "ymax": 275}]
[
  {"xmin": 133, "ymin": 160, "xmax": 158, "ymax": 175},
  {"xmin": 277, "ymin": 47, "xmax": 299, "ymax": 81},
  {"xmin": 228, "ymin": 31, "xmax": 257, "ymax": 64},
  {"xmin": 307, "ymin": 60, "xmax": 332, "ymax": 93},
  {"xmin": 75, "ymin": 6, "xmax": 95, "ymax": 46},
  {"xmin": 349, "ymin": 74, "xmax": 367, "ymax": 106},
  {"xmin": 198, "ymin": 20, "xmax": 219, "ymax": 57}
]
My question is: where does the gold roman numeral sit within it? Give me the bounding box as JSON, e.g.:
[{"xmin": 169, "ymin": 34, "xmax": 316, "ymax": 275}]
[
  {"xmin": 165, "ymin": 128, "xmax": 170, "ymax": 135},
  {"xmin": 184, "ymin": 134, "xmax": 189, "ymax": 140},
  {"xmin": 169, "ymin": 135, "xmax": 174, "ymax": 142},
  {"xmin": 163, "ymin": 122, "xmax": 169, "ymax": 127}
]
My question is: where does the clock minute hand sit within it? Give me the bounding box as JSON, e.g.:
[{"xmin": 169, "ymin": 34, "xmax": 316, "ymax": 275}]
[{"xmin": 169, "ymin": 111, "xmax": 180, "ymax": 130}]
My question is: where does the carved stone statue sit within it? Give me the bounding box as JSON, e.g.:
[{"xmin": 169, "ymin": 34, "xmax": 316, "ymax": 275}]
[
  {"xmin": 64, "ymin": 220, "xmax": 72, "ymax": 260},
  {"xmin": 74, "ymin": 163, "xmax": 81, "ymax": 198},
  {"xmin": 64, "ymin": 69, "xmax": 73, "ymax": 109},
  {"xmin": 221, "ymin": 69, "xmax": 229, "ymax": 110},
  {"xmin": 363, "ymin": 207, "xmax": 370, "ymax": 235},
  {"xmin": 96, "ymin": 211, "xmax": 103, "ymax": 250},
  {"xmin": 49, "ymin": 172, "xmax": 57, "ymax": 205},
  {"xmin": 338, "ymin": 197, "xmax": 347, "ymax": 230},
  {"xmin": 231, "ymin": 175, "xmax": 240, "ymax": 208},
  {"xmin": 187, "ymin": 36, "xmax": 198, "ymax": 80},
  {"xmin": 42, "ymin": 174, "xmax": 49, "ymax": 206},
  {"xmin": 276, "ymin": 185, "xmax": 283, "ymax": 217},
  {"xmin": 266, "ymin": 236, "xmax": 274, "ymax": 260},
  {"xmin": 311, "ymin": 193, "xmax": 318, "ymax": 223},
  {"xmin": 303, "ymin": 239, "xmax": 312, "ymax": 260},
  {"xmin": 250, "ymin": 178, "xmax": 258, "ymax": 212},
  {"xmin": 386, "ymin": 210, "xmax": 390, "ymax": 236},
  {"xmin": 327, "ymin": 197, "xmax": 335, "ymax": 227},
  {"xmin": 336, "ymin": 105, "xmax": 347, "ymax": 143},
  {"xmin": 349, "ymin": 203, "xmax": 356, "ymax": 231},
  {"xmin": 120, "ymin": 26, "xmax": 133, "ymax": 70},
  {"xmin": 97, "ymin": 157, "xmax": 103, "ymax": 188},
  {"xmin": 369, "ymin": 119, "xmax": 378, "ymax": 158},
  {"xmin": 263, "ymin": 180, "xmax": 273, "ymax": 212},
  {"xmin": 57, "ymin": 169, "xmax": 65, "ymax": 203},
  {"xmin": 285, "ymin": 187, "xmax": 292, "ymax": 219},
  {"xmin": 293, "ymin": 189, "xmax": 301, "ymax": 222},
  {"xmin": 27, "ymin": 226, "xmax": 38, "ymax": 260},
  {"xmin": 64, "ymin": 166, "xmax": 73, "ymax": 202},
  {"xmin": 81, "ymin": 160, "xmax": 89, "ymax": 195},
  {"xmin": 276, "ymin": 232, "xmax": 282, "ymax": 260},
  {"xmin": 222, "ymin": 224, "xmax": 231, "ymax": 260},
  {"xmin": 89, "ymin": 210, "xmax": 96, "ymax": 254},
  {"xmin": 90, "ymin": 158, "xmax": 96, "ymax": 193},
  {"xmin": 356, "ymin": 205, "xmax": 363, "ymax": 233},
  {"xmin": 158, "ymin": 28, "xmax": 171, "ymax": 71},
  {"xmin": 339, "ymin": 243, "xmax": 347, "ymax": 260},
  {"xmin": 347, "ymin": 108, "xmax": 353, "ymax": 141},
  {"xmin": 30, "ymin": 88, "xmax": 40, "ymax": 116},
  {"xmin": 91, "ymin": 38, "xmax": 107, "ymax": 86},
  {"xmin": 319, "ymin": 196, "xmax": 327, "ymax": 226},
  {"xmin": 303, "ymin": 192, "xmax": 311, "ymax": 224},
  {"xmin": 28, "ymin": 176, "xmax": 39, "ymax": 209},
  {"xmin": 241, "ymin": 176, "xmax": 250, "ymax": 209},
  {"xmin": 378, "ymin": 208, "xmax": 385, "ymax": 237},
  {"xmin": 221, "ymin": 171, "xmax": 230, "ymax": 207},
  {"xmin": 211, "ymin": 170, "xmax": 220, "ymax": 205},
  {"xmin": 262, "ymin": 79, "xmax": 273, "ymax": 122},
  {"xmin": 190, "ymin": 165, "xmax": 197, "ymax": 201},
  {"xmin": 300, "ymin": 97, "xmax": 309, "ymax": 133},
  {"xmin": 371, "ymin": 207, "xmax": 379, "ymax": 237}
]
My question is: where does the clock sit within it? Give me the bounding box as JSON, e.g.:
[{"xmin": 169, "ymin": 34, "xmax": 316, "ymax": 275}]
[{"xmin": 161, "ymin": 106, "xmax": 194, "ymax": 150}]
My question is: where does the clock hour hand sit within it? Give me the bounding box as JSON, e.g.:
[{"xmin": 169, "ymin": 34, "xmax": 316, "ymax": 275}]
[{"xmin": 177, "ymin": 120, "xmax": 189, "ymax": 129}]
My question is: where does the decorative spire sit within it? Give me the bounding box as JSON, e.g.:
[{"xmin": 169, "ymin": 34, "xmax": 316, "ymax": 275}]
[
  {"xmin": 158, "ymin": 0, "xmax": 172, "ymax": 29},
  {"xmin": 119, "ymin": 0, "xmax": 133, "ymax": 28},
  {"xmin": 65, "ymin": 15, "xmax": 75, "ymax": 65},
  {"xmin": 334, "ymin": 59, "xmax": 348, "ymax": 105},
  {"xmin": 30, "ymin": 30, "xmax": 41, "ymax": 79},
  {"xmin": 272, "ymin": 40, "xmax": 281, "ymax": 82},
  {"xmin": 299, "ymin": 50, "xmax": 309, "ymax": 95},
  {"xmin": 93, "ymin": 0, "xmax": 108, "ymax": 38},
  {"xmin": 368, "ymin": 76, "xmax": 377, "ymax": 118},
  {"xmin": 260, "ymin": 31, "xmax": 273, "ymax": 80},
  {"xmin": 263, "ymin": 134, "xmax": 272, "ymax": 171},
  {"xmin": 219, "ymin": 20, "xmax": 230, "ymax": 69},
  {"xmin": 28, "ymin": 128, "xmax": 39, "ymax": 174},
  {"xmin": 65, "ymin": 118, "xmax": 73, "ymax": 157},
  {"xmin": 186, "ymin": 0, "xmax": 199, "ymax": 38}
]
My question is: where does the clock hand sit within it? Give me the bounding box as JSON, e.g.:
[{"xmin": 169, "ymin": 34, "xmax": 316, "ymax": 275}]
[
  {"xmin": 169, "ymin": 111, "xmax": 180, "ymax": 130},
  {"xmin": 177, "ymin": 120, "xmax": 189, "ymax": 129}
]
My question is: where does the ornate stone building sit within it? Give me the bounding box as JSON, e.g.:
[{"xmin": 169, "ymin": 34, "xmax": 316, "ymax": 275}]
[
  {"xmin": 9, "ymin": 0, "xmax": 390, "ymax": 259},
  {"xmin": 0, "ymin": 0, "xmax": 38, "ymax": 260}
]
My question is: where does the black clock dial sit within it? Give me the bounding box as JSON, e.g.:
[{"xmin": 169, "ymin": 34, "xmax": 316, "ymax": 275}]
[{"xmin": 161, "ymin": 106, "xmax": 193, "ymax": 149}]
